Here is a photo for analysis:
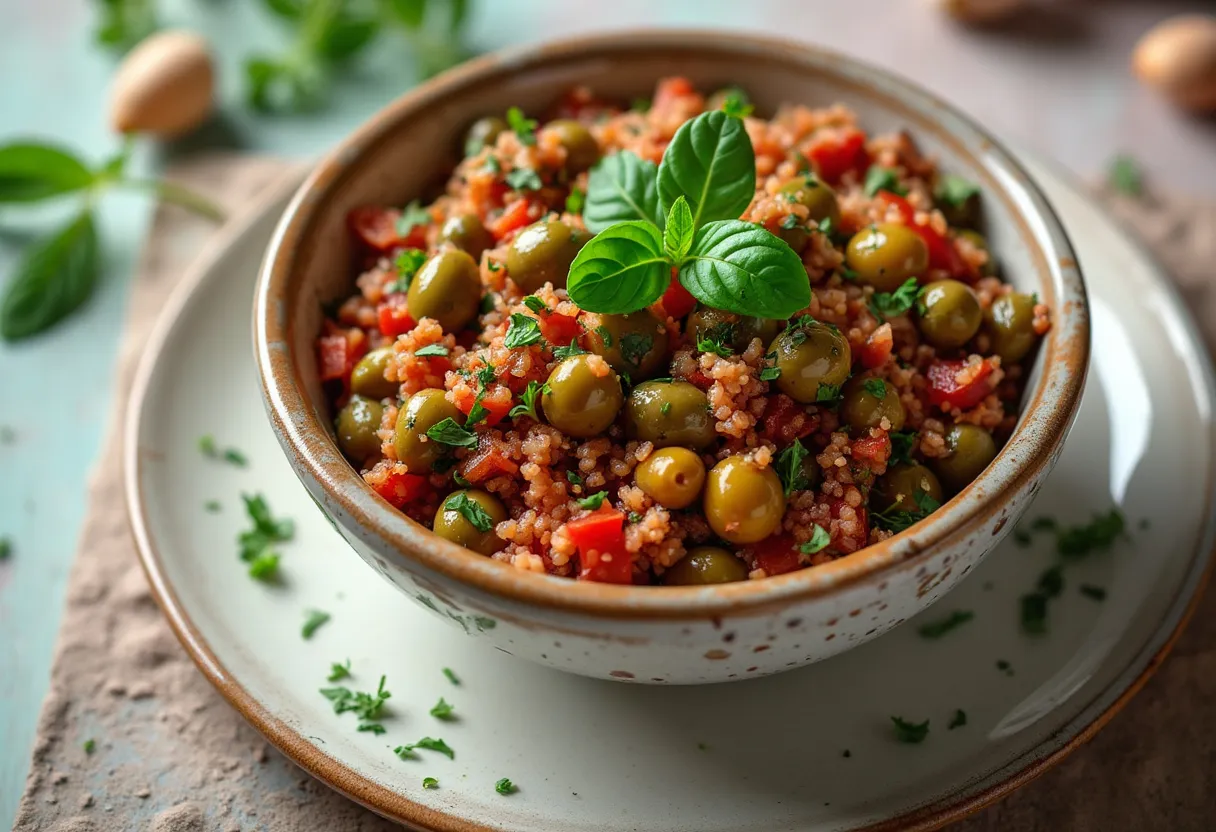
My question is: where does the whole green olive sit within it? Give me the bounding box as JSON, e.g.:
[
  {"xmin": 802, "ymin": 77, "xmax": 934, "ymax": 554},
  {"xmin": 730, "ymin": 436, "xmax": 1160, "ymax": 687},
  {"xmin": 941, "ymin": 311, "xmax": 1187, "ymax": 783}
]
[
  {"xmin": 931, "ymin": 424, "xmax": 997, "ymax": 491},
  {"xmin": 839, "ymin": 375, "xmax": 905, "ymax": 432},
  {"xmin": 634, "ymin": 447, "xmax": 707, "ymax": 509},
  {"xmin": 845, "ymin": 223, "xmax": 930, "ymax": 292},
  {"xmin": 407, "ymin": 249, "xmax": 481, "ymax": 333},
  {"xmin": 336, "ymin": 395, "xmax": 384, "ymax": 461},
  {"xmin": 663, "ymin": 546, "xmax": 748, "ymax": 585},
  {"xmin": 393, "ymin": 388, "xmax": 463, "ymax": 472},
  {"xmin": 985, "ymin": 292, "xmax": 1038, "ymax": 364},
  {"xmin": 872, "ymin": 463, "xmax": 943, "ymax": 514},
  {"xmin": 505, "ymin": 220, "xmax": 589, "ymax": 293},
  {"xmin": 704, "ymin": 455, "xmax": 786, "ymax": 544},
  {"xmin": 779, "ymin": 175, "xmax": 841, "ymax": 225},
  {"xmin": 540, "ymin": 355, "xmax": 623, "ymax": 438},
  {"xmin": 625, "ymin": 380, "xmax": 715, "ymax": 449},
  {"xmin": 688, "ymin": 305, "xmax": 783, "ymax": 353},
  {"xmin": 433, "ymin": 489, "xmax": 507, "ymax": 555},
  {"xmin": 769, "ymin": 321, "xmax": 853, "ymax": 404},
  {"xmin": 584, "ymin": 310, "xmax": 667, "ymax": 378},
  {"xmin": 438, "ymin": 214, "xmax": 493, "ymax": 260},
  {"xmin": 464, "ymin": 116, "xmax": 507, "ymax": 156},
  {"xmin": 543, "ymin": 119, "xmax": 600, "ymax": 176},
  {"xmin": 349, "ymin": 347, "xmax": 398, "ymax": 400},
  {"xmin": 917, "ymin": 279, "xmax": 982, "ymax": 350}
]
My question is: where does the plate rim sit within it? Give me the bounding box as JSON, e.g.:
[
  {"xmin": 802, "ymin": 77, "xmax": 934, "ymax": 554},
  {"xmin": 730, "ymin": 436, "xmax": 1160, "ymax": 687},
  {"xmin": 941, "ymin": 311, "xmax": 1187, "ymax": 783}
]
[{"xmin": 122, "ymin": 164, "xmax": 1216, "ymax": 832}]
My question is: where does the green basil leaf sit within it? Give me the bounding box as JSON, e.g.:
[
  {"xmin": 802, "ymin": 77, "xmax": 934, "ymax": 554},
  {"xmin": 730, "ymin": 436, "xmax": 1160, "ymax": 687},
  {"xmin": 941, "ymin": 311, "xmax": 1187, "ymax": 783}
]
[
  {"xmin": 318, "ymin": 14, "xmax": 381, "ymax": 63},
  {"xmin": 383, "ymin": 0, "xmax": 426, "ymax": 27},
  {"xmin": 566, "ymin": 221, "xmax": 670, "ymax": 314},
  {"xmin": 679, "ymin": 220, "xmax": 809, "ymax": 319},
  {"xmin": 0, "ymin": 143, "xmax": 95, "ymax": 204},
  {"xmin": 1, "ymin": 211, "xmax": 99, "ymax": 341},
  {"xmin": 663, "ymin": 196, "xmax": 694, "ymax": 262},
  {"xmin": 657, "ymin": 110, "xmax": 755, "ymax": 228},
  {"xmin": 583, "ymin": 152, "xmax": 661, "ymax": 233}
]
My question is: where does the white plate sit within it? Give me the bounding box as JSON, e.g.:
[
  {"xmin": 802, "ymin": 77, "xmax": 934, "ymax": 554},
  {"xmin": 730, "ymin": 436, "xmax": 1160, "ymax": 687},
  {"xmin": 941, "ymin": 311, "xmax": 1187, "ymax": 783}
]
[{"xmin": 125, "ymin": 157, "xmax": 1216, "ymax": 832}]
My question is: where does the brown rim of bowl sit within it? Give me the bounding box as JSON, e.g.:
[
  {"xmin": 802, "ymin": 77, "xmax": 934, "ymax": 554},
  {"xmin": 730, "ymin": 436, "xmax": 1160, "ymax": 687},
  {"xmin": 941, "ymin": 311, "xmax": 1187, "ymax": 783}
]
[
  {"xmin": 128, "ymin": 156, "xmax": 1213, "ymax": 832},
  {"xmin": 255, "ymin": 30, "xmax": 1090, "ymax": 619}
]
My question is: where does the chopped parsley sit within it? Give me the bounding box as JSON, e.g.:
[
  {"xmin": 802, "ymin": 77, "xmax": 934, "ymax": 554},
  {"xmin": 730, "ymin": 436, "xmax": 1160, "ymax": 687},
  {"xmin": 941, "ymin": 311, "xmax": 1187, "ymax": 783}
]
[
  {"xmin": 200, "ymin": 435, "xmax": 247, "ymax": 467},
  {"xmin": 864, "ymin": 165, "xmax": 907, "ymax": 197},
  {"xmin": 327, "ymin": 660, "xmax": 352, "ymax": 682},
  {"xmin": 1037, "ymin": 565, "xmax": 1064, "ymax": 598},
  {"xmin": 719, "ymin": 86, "xmax": 754, "ymax": 118},
  {"xmin": 1019, "ymin": 594, "xmax": 1048, "ymax": 635},
  {"xmin": 818, "ymin": 216, "xmax": 835, "ymax": 237},
  {"xmin": 619, "ymin": 332, "xmax": 654, "ymax": 368},
  {"xmin": 1080, "ymin": 584, "xmax": 1107, "ymax": 601},
  {"xmin": 495, "ymin": 777, "xmax": 517, "ymax": 795},
  {"xmin": 423, "ymin": 776, "xmax": 439, "ymax": 789},
  {"xmin": 862, "ymin": 378, "xmax": 888, "ymax": 399},
  {"xmin": 759, "ymin": 358, "xmax": 781, "ymax": 382},
  {"xmin": 0, "ymin": 538, "xmax": 11, "ymax": 561},
  {"xmin": 996, "ymin": 659, "xmax": 1014, "ymax": 676},
  {"xmin": 522, "ymin": 295, "xmax": 547, "ymax": 314},
  {"xmin": 869, "ymin": 278, "xmax": 921, "ymax": 321},
  {"xmin": 482, "ymin": 156, "xmax": 502, "ymax": 174},
  {"xmin": 775, "ymin": 439, "xmax": 811, "ymax": 497},
  {"xmin": 204, "ymin": 500, "xmax": 222, "ymax": 513},
  {"xmin": 238, "ymin": 494, "xmax": 293, "ymax": 581},
  {"xmin": 889, "ymin": 430, "xmax": 916, "ymax": 464},
  {"xmin": 247, "ymin": 553, "xmax": 280, "ymax": 581},
  {"xmin": 916, "ymin": 609, "xmax": 974, "ymax": 639},
  {"xmin": 506, "ymin": 167, "xmax": 543, "ymax": 192},
  {"xmin": 872, "ymin": 489, "xmax": 940, "ymax": 533},
  {"xmin": 320, "ymin": 675, "xmax": 391, "ymax": 726},
  {"xmin": 935, "ymin": 174, "xmax": 980, "ymax": 209},
  {"xmin": 627, "ymin": 511, "xmax": 643, "ymax": 523},
  {"xmin": 394, "ymin": 745, "xmax": 417, "ymax": 760},
  {"xmin": 83, "ymin": 738, "xmax": 96, "ymax": 754},
  {"xmin": 400, "ymin": 736, "xmax": 454, "ymax": 760},
  {"xmin": 198, "ymin": 435, "xmax": 217, "ymax": 456},
  {"xmin": 1012, "ymin": 528, "xmax": 1033, "ymax": 547},
  {"xmin": 566, "ymin": 470, "xmax": 584, "ymax": 486},
  {"xmin": 443, "ymin": 492, "xmax": 495, "ymax": 533},
  {"xmin": 660, "ymin": 402, "xmax": 672, "ymax": 415},
  {"xmin": 947, "ymin": 709, "xmax": 967, "ymax": 730},
  {"xmin": 552, "ymin": 342, "xmax": 586, "ymax": 360},
  {"xmin": 386, "ymin": 248, "xmax": 428, "ymax": 294},
  {"xmin": 223, "ymin": 448, "xmax": 248, "ymax": 466},
  {"xmin": 565, "ymin": 187, "xmax": 586, "ymax": 215},
  {"xmin": 508, "ymin": 380, "xmax": 548, "ymax": 421},
  {"xmin": 503, "ymin": 313, "xmax": 545, "ymax": 349},
  {"xmin": 414, "ymin": 343, "xmax": 449, "ymax": 358},
  {"xmin": 430, "ymin": 697, "xmax": 456, "ymax": 720},
  {"xmin": 1057, "ymin": 509, "xmax": 1124, "ymax": 559},
  {"xmin": 425, "ymin": 418, "xmax": 478, "ymax": 449},
  {"xmin": 358, "ymin": 723, "xmax": 386, "ymax": 735},
  {"xmin": 594, "ymin": 324, "xmax": 613, "ymax": 347},
  {"xmin": 696, "ymin": 332, "xmax": 733, "ymax": 358},
  {"xmin": 816, "ymin": 382, "xmax": 842, "ymax": 403},
  {"xmin": 302, "ymin": 609, "xmax": 331, "ymax": 640},
  {"xmin": 577, "ymin": 492, "xmax": 608, "ymax": 510},
  {"xmin": 506, "ymin": 106, "xmax": 537, "ymax": 145},
  {"xmin": 799, "ymin": 525, "xmax": 831, "ymax": 555},
  {"xmin": 1108, "ymin": 154, "xmax": 1143, "ymax": 197},
  {"xmin": 890, "ymin": 716, "xmax": 929, "ymax": 744},
  {"xmin": 780, "ymin": 214, "xmax": 801, "ymax": 230},
  {"xmin": 396, "ymin": 201, "xmax": 431, "ymax": 236},
  {"xmin": 442, "ymin": 667, "xmax": 460, "ymax": 685}
]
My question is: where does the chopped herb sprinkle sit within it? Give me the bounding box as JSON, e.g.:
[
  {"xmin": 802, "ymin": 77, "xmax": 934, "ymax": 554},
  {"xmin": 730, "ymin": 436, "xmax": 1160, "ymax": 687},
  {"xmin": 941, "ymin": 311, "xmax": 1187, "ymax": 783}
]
[
  {"xmin": 83, "ymin": 738, "xmax": 96, "ymax": 754},
  {"xmin": 425, "ymin": 418, "xmax": 478, "ymax": 449},
  {"xmin": 577, "ymin": 491, "xmax": 608, "ymax": 510},
  {"xmin": 948, "ymin": 709, "xmax": 967, "ymax": 730},
  {"xmin": 495, "ymin": 777, "xmax": 517, "ymax": 795},
  {"xmin": 200, "ymin": 435, "xmax": 247, "ymax": 467},
  {"xmin": 799, "ymin": 525, "xmax": 831, "ymax": 555},
  {"xmin": 443, "ymin": 492, "xmax": 495, "ymax": 533},
  {"xmin": 398, "ymin": 736, "xmax": 454, "ymax": 760},
  {"xmin": 0, "ymin": 538, "xmax": 12, "ymax": 561},
  {"xmin": 204, "ymin": 500, "xmax": 222, "ymax": 513},
  {"xmin": 302, "ymin": 609, "xmax": 331, "ymax": 639},
  {"xmin": 503, "ymin": 313, "xmax": 545, "ymax": 349},
  {"xmin": 414, "ymin": 343, "xmax": 449, "ymax": 358},
  {"xmin": 430, "ymin": 697, "xmax": 456, "ymax": 720},
  {"xmin": 996, "ymin": 659, "xmax": 1014, "ymax": 676},
  {"xmin": 320, "ymin": 675, "xmax": 391, "ymax": 724},
  {"xmin": 327, "ymin": 660, "xmax": 352, "ymax": 682},
  {"xmin": 442, "ymin": 667, "xmax": 460, "ymax": 685},
  {"xmin": 916, "ymin": 609, "xmax": 974, "ymax": 639},
  {"xmin": 509, "ymin": 380, "xmax": 547, "ymax": 421},
  {"xmin": 1108, "ymin": 154, "xmax": 1143, "ymax": 197},
  {"xmin": 238, "ymin": 493, "xmax": 294, "ymax": 583},
  {"xmin": 423, "ymin": 776, "xmax": 439, "ymax": 789},
  {"xmin": 890, "ymin": 716, "xmax": 929, "ymax": 744},
  {"xmin": 358, "ymin": 722, "xmax": 386, "ymax": 735},
  {"xmin": 1079, "ymin": 584, "xmax": 1107, "ymax": 601}
]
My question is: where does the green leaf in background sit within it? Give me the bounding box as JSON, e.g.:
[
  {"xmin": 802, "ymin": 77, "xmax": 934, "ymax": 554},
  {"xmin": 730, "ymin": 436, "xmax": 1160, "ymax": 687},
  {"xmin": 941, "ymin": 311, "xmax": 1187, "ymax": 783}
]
[
  {"xmin": 1, "ymin": 211, "xmax": 100, "ymax": 341},
  {"xmin": 318, "ymin": 12, "xmax": 382, "ymax": 63},
  {"xmin": 1108, "ymin": 154, "xmax": 1143, "ymax": 197},
  {"xmin": 679, "ymin": 220, "xmax": 810, "ymax": 319},
  {"xmin": 566, "ymin": 221, "xmax": 670, "ymax": 315},
  {"xmin": 583, "ymin": 152, "xmax": 661, "ymax": 233},
  {"xmin": 94, "ymin": 0, "xmax": 158, "ymax": 51},
  {"xmin": 384, "ymin": 0, "xmax": 427, "ymax": 27},
  {"xmin": 663, "ymin": 196, "xmax": 693, "ymax": 262},
  {"xmin": 261, "ymin": 0, "xmax": 306, "ymax": 19},
  {"xmin": 0, "ymin": 143, "xmax": 96, "ymax": 204},
  {"xmin": 657, "ymin": 110, "xmax": 755, "ymax": 229}
]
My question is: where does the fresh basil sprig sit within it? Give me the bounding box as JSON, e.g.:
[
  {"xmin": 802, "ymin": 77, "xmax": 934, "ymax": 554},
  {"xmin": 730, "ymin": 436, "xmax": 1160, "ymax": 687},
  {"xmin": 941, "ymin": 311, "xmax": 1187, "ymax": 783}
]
[
  {"xmin": 93, "ymin": 0, "xmax": 159, "ymax": 52},
  {"xmin": 568, "ymin": 110, "xmax": 809, "ymax": 319}
]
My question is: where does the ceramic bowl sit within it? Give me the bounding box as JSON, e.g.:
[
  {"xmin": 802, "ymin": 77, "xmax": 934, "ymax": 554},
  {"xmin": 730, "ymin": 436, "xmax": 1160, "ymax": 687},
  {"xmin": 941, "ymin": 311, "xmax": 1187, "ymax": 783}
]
[{"xmin": 255, "ymin": 31, "xmax": 1089, "ymax": 685}]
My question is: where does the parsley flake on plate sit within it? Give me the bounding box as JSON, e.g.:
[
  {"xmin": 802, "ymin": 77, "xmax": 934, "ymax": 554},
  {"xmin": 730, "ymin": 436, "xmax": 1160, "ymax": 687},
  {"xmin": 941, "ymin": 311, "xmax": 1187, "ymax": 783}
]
[
  {"xmin": 916, "ymin": 609, "xmax": 974, "ymax": 639},
  {"xmin": 320, "ymin": 675, "xmax": 391, "ymax": 724},
  {"xmin": 399, "ymin": 737, "xmax": 454, "ymax": 760},
  {"xmin": 948, "ymin": 709, "xmax": 967, "ymax": 730},
  {"xmin": 1107, "ymin": 154, "xmax": 1143, "ymax": 197},
  {"xmin": 495, "ymin": 777, "xmax": 517, "ymax": 795},
  {"xmin": 430, "ymin": 697, "xmax": 456, "ymax": 720},
  {"xmin": 83, "ymin": 738, "xmax": 96, "ymax": 754},
  {"xmin": 204, "ymin": 500, "xmax": 222, "ymax": 513},
  {"xmin": 301, "ymin": 609, "xmax": 331, "ymax": 640},
  {"xmin": 423, "ymin": 776, "xmax": 439, "ymax": 789},
  {"xmin": 327, "ymin": 660, "xmax": 352, "ymax": 682},
  {"xmin": 442, "ymin": 667, "xmax": 460, "ymax": 686},
  {"xmin": 890, "ymin": 716, "xmax": 929, "ymax": 744}
]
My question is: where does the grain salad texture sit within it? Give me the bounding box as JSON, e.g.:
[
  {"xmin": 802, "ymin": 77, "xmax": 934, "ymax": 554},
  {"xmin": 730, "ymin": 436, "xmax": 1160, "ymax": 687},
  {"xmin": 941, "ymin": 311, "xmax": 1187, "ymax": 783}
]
[{"xmin": 316, "ymin": 78, "xmax": 1049, "ymax": 585}]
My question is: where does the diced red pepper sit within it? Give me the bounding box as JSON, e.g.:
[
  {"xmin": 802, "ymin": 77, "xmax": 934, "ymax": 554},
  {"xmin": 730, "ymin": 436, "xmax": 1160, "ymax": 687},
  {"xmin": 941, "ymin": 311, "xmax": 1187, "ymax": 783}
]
[
  {"xmin": 653, "ymin": 77, "xmax": 697, "ymax": 111},
  {"xmin": 348, "ymin": 206, "xmax": 427, "ymax": 254},
  {"xmin": 852, "ymin": 432, "xmax": 892, "ymax": 467},
  {"xmin": 827, "ymin": 499, "xmax": 869, "ymax": 555},
  {"xmin": 451, "ymin": 384, "xmax": 512, "ymax": 427},
  {"xmin": 537, "ymin": 311, "xmax": 581, "ymax": 346},
  {"xmin": 761, "ymin": 394, "xmax": 818, "ymax": 444},
  {"xmin": 376, "ymin": 295, "xmax": 416, "ymax": 338},
  {"xmin": 657, "ymin": 278, "xmax": 697, "ymax": 320},
  {"xmin": 803, "ymin": 127, "xmax": 869, "ymax": 184},
  {"xmin": 568, "ymin": 507, "xmax": 632, "ymax": 584},
  {"xmin": 460, "ymin": 440, "xmax": 520, "ymax": 483},
  {"xmin": 488, "ymin": 199, "xmax": 536, "ymax": 241},
  {"xmin": 370, "ymin": 470, "xmax": 427, "ymax": 509},
  {"xmin": 876, "ymin": 190, "xmax": 916, "ymax": 223},
  {"xmin": 749, "ymin": 534, "xmax": 802, "ymax": 577},
  {"xmin": 927, "ymin": 358, "xmax": 996, "ymax": 410},
  {"xmin": 318, "ymin": 329, "xmax": 367, "ymax": 383},
  {"xmin": 858, "ymin": 323, "xmax": 894, "ymax": 369}
]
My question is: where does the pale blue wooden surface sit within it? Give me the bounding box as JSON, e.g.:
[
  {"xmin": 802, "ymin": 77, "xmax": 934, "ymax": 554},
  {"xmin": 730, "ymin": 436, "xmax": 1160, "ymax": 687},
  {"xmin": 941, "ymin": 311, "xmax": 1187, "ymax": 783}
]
[{"xmin": 2, "ymin": 0, "xmax": 1213, "ymax": 827}]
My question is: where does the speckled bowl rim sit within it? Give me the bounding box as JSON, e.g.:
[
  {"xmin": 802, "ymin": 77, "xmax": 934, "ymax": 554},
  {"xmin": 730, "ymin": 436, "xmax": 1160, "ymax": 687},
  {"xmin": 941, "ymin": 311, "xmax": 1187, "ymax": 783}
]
[{"xmin": 255, "ymin": 30, "xmax": 1089, "ymax": 619}]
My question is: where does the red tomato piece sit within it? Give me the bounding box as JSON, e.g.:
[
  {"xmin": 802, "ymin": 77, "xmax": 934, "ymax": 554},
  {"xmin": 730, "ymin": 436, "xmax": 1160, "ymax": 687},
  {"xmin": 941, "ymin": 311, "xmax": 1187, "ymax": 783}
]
[
  {"xmin": 653, "ymin": 77, "xmax": 696, "ymax": 110},
  {"xmin": 761, "ymin": 394, "xmax": 818, "ymax": 444},
  {"xmin": 657, "ymin": 279, "xmax": 697, "ymax": 320},
  {"xmin": 859, "ymin": 323, "xmax": 894, "ymax": 369},
  {"xmin": 370, "ymin": 470, "xmax": 427, "ymax": 509},
  {"xmin": 376, "ymin": 295, "xmax": 416, "ymax": 338},
  {"xmin": 749, "ymin": 534, "xmax": 802, "ymax": 577},
  {"xmin": 827, "ymin": 499, "xmax": 870, "ymax": 555},
  {"xmin": 537, "ymin": 312, "xmax": 581, "ymax": 346},
  {"xmin": 852, "ymin": 432, "xmax": 892, "ymax": 467},
  {"xmin": 451, "ymin": 384, "xmax": 512, "ymax": 427},
  {"xmin": 804, "ymin": 127, "xmax": 869, "ymax": 184},
  {"xmin": 876, "ymin": 191, "xmax": 974, "ymax": 280},
  {"xmin": 875, "ymin": 190, "xmax": 916, "ymax": 223},
  {"xmin": 568, "ymin": 507, "xmax": 632, "ymax": 584},
  {"xmin": 927, "ymin": 359, "xmax": 995, "ymax": 410},
  {"xmin": 460, "ymin": 442, "xmax": 520, "ymax": 483},
  {"xmin": 348, "ymin": 206, "xmax": 427, "ymax": 254},
  {"xmin": 488, "ymin": 199, "xmax": 536, "ymax": 241},
  {"xmin": 317, "ymin": 330, "xmax": 367, "ymax": 383}
]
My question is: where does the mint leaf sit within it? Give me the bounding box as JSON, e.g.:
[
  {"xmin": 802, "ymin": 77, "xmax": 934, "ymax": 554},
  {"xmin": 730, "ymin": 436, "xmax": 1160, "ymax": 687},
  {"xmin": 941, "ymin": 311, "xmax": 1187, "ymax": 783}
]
[{"xmin": 425, "ymin": 418, "xmax": 478, "ymax": 448}]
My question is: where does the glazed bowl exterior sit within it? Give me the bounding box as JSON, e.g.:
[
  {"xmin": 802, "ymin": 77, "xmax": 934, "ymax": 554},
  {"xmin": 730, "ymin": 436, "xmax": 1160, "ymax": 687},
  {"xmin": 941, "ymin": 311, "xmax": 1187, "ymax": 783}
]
[{"xmin": 255, "ymin": 31, "xmax": 1089, "ymax": 685}]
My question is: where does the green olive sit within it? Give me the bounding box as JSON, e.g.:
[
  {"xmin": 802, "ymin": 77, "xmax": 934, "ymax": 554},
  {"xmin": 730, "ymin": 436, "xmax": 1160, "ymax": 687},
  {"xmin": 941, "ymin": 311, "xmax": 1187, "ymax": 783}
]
[
  {"xmin": 393, "ymin": 388, "xmax": 463, "ymax": 472},
  {"xmin": 769, "ymin": 321, "xmax": 853, "ymax": 404},
  {"xmin": 543, "ymin": 119, "xmax": 600, "ymax": 176},
  {"xmin": 634, "ymin": 447, "xmax": 707, "ymax": 509},
  {"xmin": 433, "ymin": 489, "xmax": 507, "ymax": 555},
  {"xmin": 438, "ymin": 214, "xmax": 493, "ymax": 260},
  {"xmin": 505, "ymin": 220, "xmax": 589, "ymax": 293},
  {"xmin": 917, "ymin": 279, "xmax": 982, "ymax": 350},
  {"xmin": 872, "ymin": 463, "xmax": 943, "ymax": 514},
  {"xmin": 704, "ymin": 456, "xmax": 786, "ymax": 544},
  {"xmin": 845, "ymin": 224, "xmax": 929, "ymax": 292},
  {"xmin": 349, "ymin": 347, "xmax": 398, "ymax": 399},
  {"xmin": 663, "ymin": 546, "xmax": 748, "ymax": 585},
  {"xmin": 778, "ymin": 175, "xmax": 841, "ymax": 225},
  {"xmin": 937, "ymin": 184, "xmax": 981, "ymax": 229},
  {"xmin": 335, "ymin": 395, "xmax": 384, "ymax": 461},
  {"xmin": 464, "ymin": 116, "xmax": 506, "ymax": 156},
  {"xmin": 625, "ymin": 380, "xmax": 715, "ymax": 449},
  {"xmin": 986, "ymin": 292, "xmax": 1038, "ymax": 364},
  {"xmin": 540, "ymin": 355, "xmax": 623, "ymax": 438},
  {"xmin": 931, "ymin": 424, "xmax": 997, "ymax": 491},
  {"xmin": 839, "ymin": 374, "xmax": 905, "ymax": 432},
  {"xmin": 686, "ymin": 305, "xmax": 782, "ymax": 353},
  {"xmin": 407, "ymin": 249, "xmax": 481, "ymax": 333},
  {"xmin": 584, "ymin": 310, "xmax": 667, "ymax": 378}
]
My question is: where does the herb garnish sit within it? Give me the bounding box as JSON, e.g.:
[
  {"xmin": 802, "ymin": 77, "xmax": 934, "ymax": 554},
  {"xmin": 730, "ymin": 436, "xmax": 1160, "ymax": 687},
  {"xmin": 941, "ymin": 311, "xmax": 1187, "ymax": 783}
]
[
  {"xmin": 495, "ymin": 777, "xmax": 517, "ymax": 795},
  {"xmin": 430, "ymin": 697, "xmax": 456, "ymax": 720},
  {"xmin": 799, "ymin": 525, "xmax": 831, "ymax": 555},
  {"xmin": 238, "ymin": 494, "xmax": 294, "ymax": 582},
  {"xmin": 204, "ymin": 500, "xmax": 222, "ymax": 513},
  {"xmin": 0, "ymin": 538, "xmax": 11, "ymax": 561},
  {"xmin": 577, "ymin": 492, "xmax": 608, "ymax": 510},
  {"xmin": 200, "ymin": 435, "xmax": 247, "ymax": 467},
  {"xmin": 503, "ymin": 313, "xmax": 545, "ymax": 349},
  {"xmin": 506, "ymin": 167, "xmax": 543, "ymax": 192},
  {"xmin": 443, "ymin": 492, "xmax": 495, "ymax": 533},
  {"xmin": 568, "ymin": 111, "xmax": 809, "ymax": 319},
  {"xmin": 425, "ymin": 418, "xmax": 478, "ymax": 449},
  {"xmin": 996, "ymin": 659, "xmax": 1014, "ymax": 676},
  {"xmin": 889, "ymin": 430, "xmax": 916, "ymax": 464},
  {"xmin": 565, "ymin": 187, "xmax": 586, "ymax": 215},
  {"xmin": 759, "ymin": 365, "xmax": 781, "ymax": 382},
  {"xmin": 1080, "ymin": 584, "xmax": 1107, "ymax": 601},
  {"xmin": 1108, "ymin": 154, "xmax": 1143, "ymax": 197},
  {"xmin": 508, "ymin": 380, "xmax": 548, "ymax": 421},
  {"xmin": 358, "ymin": 723, "xmax": 386, "ymax": 735},
  {"xmin": 442, "ymin": 667, "xmax": 460, "ymax": 685},
  {"xmin": 917, "ymin": 609, "xmax": 974, "ymax": 639},
  {"xmin": 948, "ymin": 709, "xmax": 967, "ymax": 730},
  {"xmin": 302, "ymin": 609, "xmax": 331, "ymax": 639},
  {"xmin": 696, "ymin": 332, "xmax": 734, "ymax": 358},
  {"xmin": 816, "ymin": 383, "xmax": 842, "ymax": 403},
  {"xmin": 414, "ymin": 343, "xmax": 449, "ymax": 357},
  {"xmin": 83, "ymin": 738, "xmax": 96, "ymax": 754},
  {"xmin": 522, "ymin": 295, "xmax": 547, "ymax": 314},
  {"xmin": 506, "ymin": 107, "xmax": 537, "ymax": 145},
  {"xmin": 328, "ymin": 660, "xmax": 352, "ymax": 682},
  {"xmin": 935, "ymin": 174, "xmax": 980, "ymax": 209},
  {"xmin": 553, "ymin": 342, "xmax": 587, "ymax": 360},
  {"xmin": 869, "ymin": 278, "xmax": 921, "ymax": 321},
  {"xmin": 862, "ymin": 378, "xmax": 888, "ymax": 399},
  {"xmin": 566, "ymin": 470, "xmax": 584, "ymax": 486},
  {"xmin": 397, "ymin": 736, "xmax": 455, "ymax": 760},
  {"xmin": 718, "ymin": 87, "xmax": 754, "ymax": 119},
  {"xmin": 872, "ymin": 489, "xmax": 940, "ymax": 533},
  {"xmin": 890, "ymin": 716, "xmax": 929, "ymax": 744},
  {"xmin": 320, "ymin": 675, "xmax": 391, "ymax": 731},
  {"xmin": 864, "ymin": 165, "xmax": 907, "ymax": 197},
  {"xmin": 423, "ymin": 776, "xmax": 439, "ymax": 789},
  {"xmin": 385, "ymin": 249, "xmax": 428, "ymax": 294},
  {"xmin": 776, "ymin": 439, "xmax": 811, "ymax": 497},
  {"xmin": 395, "ymin": 201, "xmax": 431, "ymax": 237}
]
